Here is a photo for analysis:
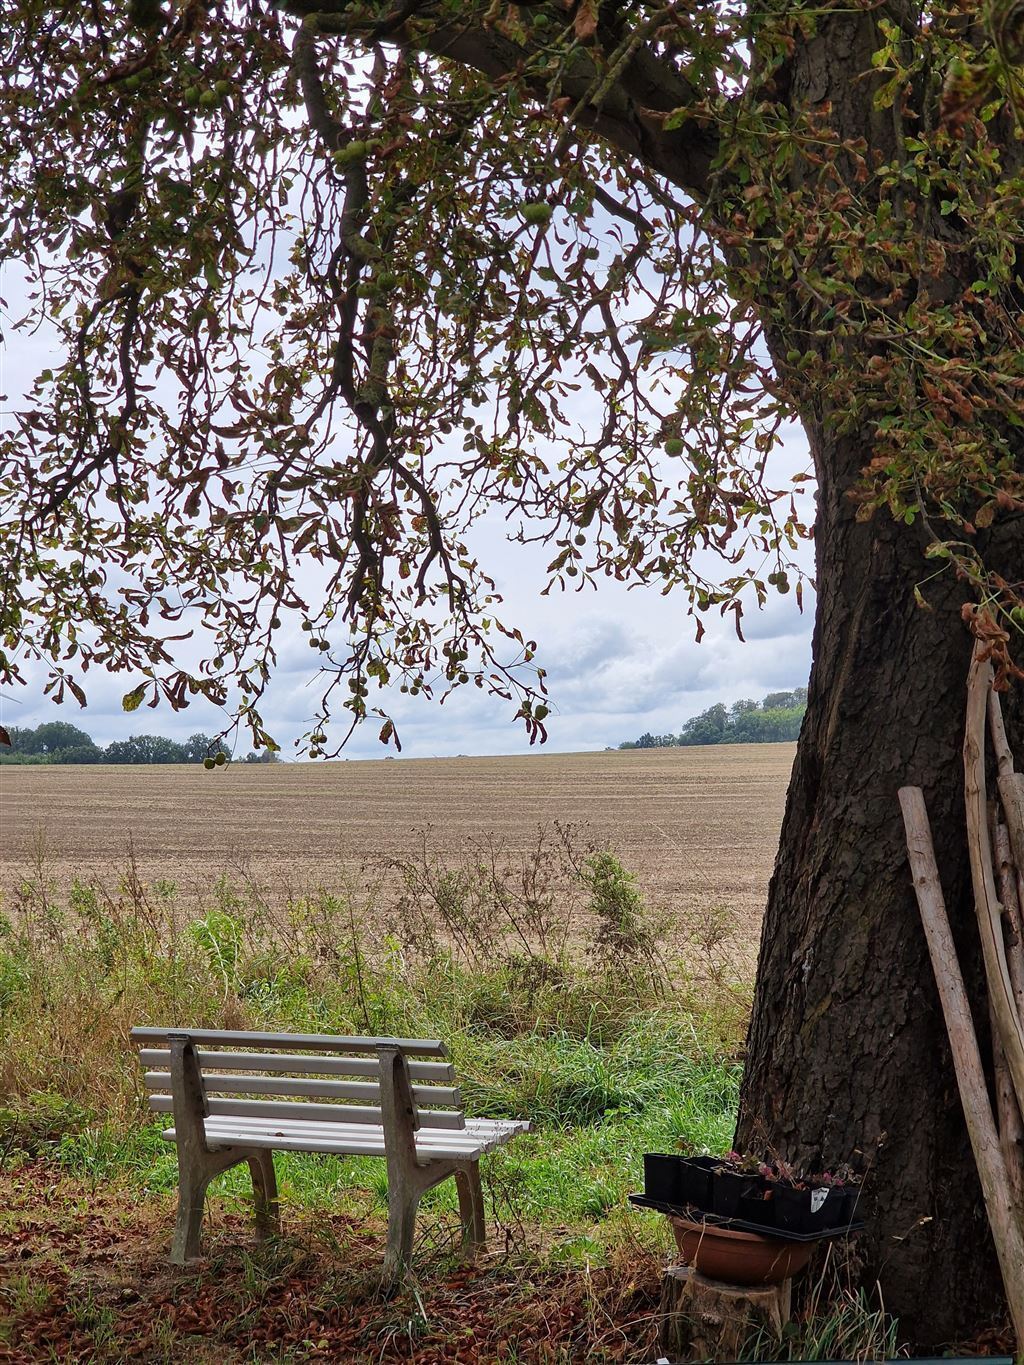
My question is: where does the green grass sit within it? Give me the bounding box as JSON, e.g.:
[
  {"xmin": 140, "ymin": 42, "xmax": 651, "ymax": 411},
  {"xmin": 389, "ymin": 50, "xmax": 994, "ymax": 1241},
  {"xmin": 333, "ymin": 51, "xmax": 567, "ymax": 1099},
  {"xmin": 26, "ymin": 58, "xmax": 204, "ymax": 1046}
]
[{"xmin": 0, "ymin": 835, "xmax": 744, "ymax": 1260}]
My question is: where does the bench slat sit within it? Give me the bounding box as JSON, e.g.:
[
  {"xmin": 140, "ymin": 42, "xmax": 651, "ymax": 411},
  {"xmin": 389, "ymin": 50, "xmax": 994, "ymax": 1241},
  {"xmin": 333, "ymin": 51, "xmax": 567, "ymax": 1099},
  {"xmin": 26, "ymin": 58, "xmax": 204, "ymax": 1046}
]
[
  {"xmin": 143, "ymin": 1071, "xmax": 461, "ymax": 1108},
  {"xmin": 131, "ymin": 1027, "xmax": 446, "ymax": 1057},
  {"xmin": 184, "ymin": 1114, "xmax": 527, "ymax": 1141},
  {"xmin": 195, "ymin": 1113, "xmax": 526, "ymax": 1150},
  {"xmin": 146, "ymin": 1094, "xmax": 466, "ymax": 1130},
  {"xmin": 161, "ymin": 1124, "xmax": 486, "ymax": 1162},
  {"xmin": 201, "ymin": 1117, "xmax": 506, "ymax": 1148},
  {"xmin": 137, "ymin": 1049, "xmax": 456, "ymax": 1083},
  {"xmin": 158, "ymin": 1114, "xmax": 526, "ymax": 1157}
]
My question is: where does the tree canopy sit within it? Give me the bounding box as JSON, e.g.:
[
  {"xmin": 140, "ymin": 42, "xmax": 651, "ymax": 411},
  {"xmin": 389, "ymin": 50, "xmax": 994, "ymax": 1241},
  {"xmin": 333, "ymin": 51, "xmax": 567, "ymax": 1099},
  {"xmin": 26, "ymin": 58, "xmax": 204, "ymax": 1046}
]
[
  {"xmin": 620, "ymin": 686, "xmax": 806, "ymax": 746},
  {"xmin": 0, "ymin": 724, "xmax": 224, "ymax": 763},
  {"xmin": 4, "ymin": 0, "xmax": 1018, "ymax": 760}
]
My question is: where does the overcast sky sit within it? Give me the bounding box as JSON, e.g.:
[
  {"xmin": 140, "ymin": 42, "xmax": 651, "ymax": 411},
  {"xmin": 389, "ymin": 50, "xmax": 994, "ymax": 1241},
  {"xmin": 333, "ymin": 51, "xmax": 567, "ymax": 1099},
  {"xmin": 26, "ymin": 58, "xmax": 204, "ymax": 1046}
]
[
  {"xmin": 0, "ymin": 268, "xmax": 815, "ymax": 761},
  {"xmin": 0, "ymin": 515, "xmax": 815, "ymax": 761}
]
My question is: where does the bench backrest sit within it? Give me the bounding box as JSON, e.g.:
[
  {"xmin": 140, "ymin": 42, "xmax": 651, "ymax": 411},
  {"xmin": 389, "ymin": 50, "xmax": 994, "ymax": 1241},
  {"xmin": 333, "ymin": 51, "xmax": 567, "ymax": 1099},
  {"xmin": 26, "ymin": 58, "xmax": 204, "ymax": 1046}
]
[{"xmin": 131, "ymin": 1027, "xmax": 466, "ymax": 1131}]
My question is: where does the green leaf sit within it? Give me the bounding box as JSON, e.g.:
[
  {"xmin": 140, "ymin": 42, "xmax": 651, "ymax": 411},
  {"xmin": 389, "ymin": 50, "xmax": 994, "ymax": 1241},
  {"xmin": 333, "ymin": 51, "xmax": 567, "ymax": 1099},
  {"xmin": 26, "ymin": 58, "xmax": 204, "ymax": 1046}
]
[{"xmin": 122, "ymin": 684, "xmax": 146, "ymax": 712}]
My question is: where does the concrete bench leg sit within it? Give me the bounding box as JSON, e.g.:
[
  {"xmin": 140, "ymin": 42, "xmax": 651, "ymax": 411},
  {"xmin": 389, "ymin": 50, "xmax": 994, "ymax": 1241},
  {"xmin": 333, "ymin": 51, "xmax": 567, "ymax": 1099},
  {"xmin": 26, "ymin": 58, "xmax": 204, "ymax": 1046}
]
[
  {"xmin": 248, "ymin": 1151, "xmax": 280, "ymax": 1241},
  {"xmin": 171, "ymin": 1164, "xmax": 214, "ymax": 1265},
  {"xmin": 167, "ymin": 1033, "xmax": 254, "ymax": 1265},
  {"xmin": 384, "ymin": 1176, "xmax": 424, "ymax": 1280},
  {"xmin": 170, "ymin": 1144, "xmax": 245, "ymax": 1265},
  {"xmin": 378, "ymin": 1042, "xmax": 469, "ymax": 1284},
  {"xmin": 454, "ymin": 1162, "xmax": 486, "ymax": 1254}
]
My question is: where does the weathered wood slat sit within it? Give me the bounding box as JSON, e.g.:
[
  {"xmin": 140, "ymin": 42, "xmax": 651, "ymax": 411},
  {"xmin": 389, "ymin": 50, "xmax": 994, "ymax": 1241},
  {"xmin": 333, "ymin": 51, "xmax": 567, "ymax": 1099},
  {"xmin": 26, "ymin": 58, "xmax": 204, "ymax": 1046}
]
[
  {"xmin": 131, "ymin": 1027, "xmax": 446, "ymax": 1057},
  {"xmin": 146, "ymin": 1094, "xmax": 467, "ymax": 1130},
  {"xmin": 143, "ymin": 1071, "xmax": 461, "ymax": 1107},
  {"xmin": 137, "ymin": 1048, "xmax": 455, "ymax": 1082}
]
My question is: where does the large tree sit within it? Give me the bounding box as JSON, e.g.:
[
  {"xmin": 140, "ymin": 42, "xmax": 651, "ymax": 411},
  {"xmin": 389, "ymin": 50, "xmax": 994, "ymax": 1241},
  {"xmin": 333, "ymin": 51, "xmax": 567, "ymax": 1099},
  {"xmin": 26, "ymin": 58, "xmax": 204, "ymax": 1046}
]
[{"xmin": 3, "ymin": 0, "xmax": 1024, "ymax": 1343}]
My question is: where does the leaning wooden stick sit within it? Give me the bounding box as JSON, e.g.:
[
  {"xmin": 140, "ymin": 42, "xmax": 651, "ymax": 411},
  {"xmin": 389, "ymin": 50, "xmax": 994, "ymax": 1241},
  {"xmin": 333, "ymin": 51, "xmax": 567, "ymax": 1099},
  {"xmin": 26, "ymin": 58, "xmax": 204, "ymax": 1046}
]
[
  {"xmin": 990, "ymin": 1001, "xmax": 1024, "ymax": 1217},
  {"xmin": 899, "ymin": 786, "xmax": 1024, "ymax": 1341},
  {"xmin": 989, "ymin": 688, "xmax": 1016, "ymax": 780},
  {"xmin": 989, "ymin": 686, "xmax": 1024, "ymax": 878},
  {"xmin": 994, "ymin": 819, "xmax": 1024, "ymax": 1025},
  {"xmin": 988, "ymin": 810, "xmax": 1024, "ymax": 1213},
  {"xmin": 965, "ymin": 648, "xmax": 1024, "ymax": 1112}
]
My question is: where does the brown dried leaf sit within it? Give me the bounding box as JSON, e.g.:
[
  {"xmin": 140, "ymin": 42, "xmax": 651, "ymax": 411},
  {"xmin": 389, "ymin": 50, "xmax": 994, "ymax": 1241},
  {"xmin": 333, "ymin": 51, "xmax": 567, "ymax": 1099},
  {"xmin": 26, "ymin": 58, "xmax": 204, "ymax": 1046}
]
[{"xmin": 574, "ymin": 0, "xmax": 598, "ymax": 42}]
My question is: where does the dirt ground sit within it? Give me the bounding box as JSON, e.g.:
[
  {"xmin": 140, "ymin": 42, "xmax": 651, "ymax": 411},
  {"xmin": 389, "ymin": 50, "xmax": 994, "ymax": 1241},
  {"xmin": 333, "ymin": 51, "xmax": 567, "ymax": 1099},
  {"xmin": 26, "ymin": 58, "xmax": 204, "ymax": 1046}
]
[
  {"xmin": 0, "ymin": 1162, "xmax": 661, "ymax": 1363},
  {"xmin": 0, "ymin": 745, "xmax": 794, "ymax": 938}
]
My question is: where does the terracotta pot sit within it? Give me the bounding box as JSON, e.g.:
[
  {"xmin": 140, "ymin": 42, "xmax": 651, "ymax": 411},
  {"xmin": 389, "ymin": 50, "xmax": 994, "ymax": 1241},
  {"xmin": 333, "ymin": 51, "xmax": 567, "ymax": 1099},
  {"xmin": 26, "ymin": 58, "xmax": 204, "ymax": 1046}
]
[{"xmin": 669, "ymin": 1214, "xmax": 814, "ymax": 1286}]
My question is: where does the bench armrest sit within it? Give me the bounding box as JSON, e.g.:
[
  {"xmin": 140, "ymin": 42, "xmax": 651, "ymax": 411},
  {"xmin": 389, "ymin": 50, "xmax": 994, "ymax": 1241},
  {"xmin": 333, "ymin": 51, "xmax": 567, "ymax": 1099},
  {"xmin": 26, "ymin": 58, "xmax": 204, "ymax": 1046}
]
[{"xmin": 168, "ymin": 1033, "xmax": 210, "ymax": 1145}]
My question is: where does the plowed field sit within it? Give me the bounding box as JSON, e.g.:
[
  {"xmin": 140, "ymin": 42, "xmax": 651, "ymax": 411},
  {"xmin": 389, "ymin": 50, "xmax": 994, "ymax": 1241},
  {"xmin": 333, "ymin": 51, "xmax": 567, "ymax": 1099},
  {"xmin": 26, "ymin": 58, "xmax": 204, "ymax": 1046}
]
[{"xmin": 0, "ymin": 745, "xmax": 794, "ymax": 937}]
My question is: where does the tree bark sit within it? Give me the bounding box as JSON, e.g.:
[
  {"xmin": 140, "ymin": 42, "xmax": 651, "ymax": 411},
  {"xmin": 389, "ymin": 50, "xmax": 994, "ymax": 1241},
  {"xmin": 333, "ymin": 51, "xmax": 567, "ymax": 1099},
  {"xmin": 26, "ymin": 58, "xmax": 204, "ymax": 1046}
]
[{"xmin": 736, "ymin": 413, "xmax": 1024, "ymax": 1346}]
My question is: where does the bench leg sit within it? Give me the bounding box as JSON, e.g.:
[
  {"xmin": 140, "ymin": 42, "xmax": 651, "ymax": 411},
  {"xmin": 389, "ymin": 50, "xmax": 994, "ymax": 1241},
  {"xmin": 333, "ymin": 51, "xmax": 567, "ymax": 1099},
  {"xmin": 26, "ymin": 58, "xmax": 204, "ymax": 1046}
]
[
  {"xmin": 171, "ymin": 1161, "xmax": 213, "ymax": 1266},
  {"xmin": 247, "ymin": 1151, "xmax": 280, "ymax": 1241},
  {"xmin": 170, "ymin": 1145, "xmax": 249, "ymax": 1265},
  {"xmin": 384, "ymin": 1174, "xmax": 423, "ymax": 1283},
  {"xmin": 454, "ymin": 1163, "xmax": 486, "ymax": 1254}
]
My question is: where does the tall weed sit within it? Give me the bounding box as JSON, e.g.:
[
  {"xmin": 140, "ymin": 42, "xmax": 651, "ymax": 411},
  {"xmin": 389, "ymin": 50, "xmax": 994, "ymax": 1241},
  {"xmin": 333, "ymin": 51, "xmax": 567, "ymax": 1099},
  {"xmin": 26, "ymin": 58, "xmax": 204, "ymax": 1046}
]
[{"xmin": 0, "ymin": 826, "xmax": 747, "ymax": 1239}]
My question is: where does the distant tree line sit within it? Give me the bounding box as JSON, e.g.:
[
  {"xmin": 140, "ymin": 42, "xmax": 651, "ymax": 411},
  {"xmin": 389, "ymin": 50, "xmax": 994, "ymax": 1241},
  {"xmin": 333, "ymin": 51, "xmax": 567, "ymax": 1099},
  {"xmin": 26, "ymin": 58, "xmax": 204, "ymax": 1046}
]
[
  {"xmin": 619, "ymin": 689, "xmax": 808, "ymax": 750},
  {"xmin": 0, "ymin": 722, "xmax": 279, "ymax": 765}
]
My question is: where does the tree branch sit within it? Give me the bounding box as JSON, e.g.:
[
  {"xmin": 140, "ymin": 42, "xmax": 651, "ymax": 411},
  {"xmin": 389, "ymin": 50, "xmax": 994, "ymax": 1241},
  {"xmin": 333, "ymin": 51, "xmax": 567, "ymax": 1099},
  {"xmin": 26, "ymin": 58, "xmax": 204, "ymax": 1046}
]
[{"xmin": 280, "ymin": 2, "xmax": 720, "ymax": 199}]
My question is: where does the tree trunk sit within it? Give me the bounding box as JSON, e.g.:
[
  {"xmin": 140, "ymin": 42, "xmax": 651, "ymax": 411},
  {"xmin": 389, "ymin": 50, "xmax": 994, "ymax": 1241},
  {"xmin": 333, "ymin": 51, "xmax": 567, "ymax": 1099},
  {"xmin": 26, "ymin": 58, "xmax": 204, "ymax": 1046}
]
[{"xmin": 737, "ymin": 415, "xmax": 1024, "ymax": 1346}]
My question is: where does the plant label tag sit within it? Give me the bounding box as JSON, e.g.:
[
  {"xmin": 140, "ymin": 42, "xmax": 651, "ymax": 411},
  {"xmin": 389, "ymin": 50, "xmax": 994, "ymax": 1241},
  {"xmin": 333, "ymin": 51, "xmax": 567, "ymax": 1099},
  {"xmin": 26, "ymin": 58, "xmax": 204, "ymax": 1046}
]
[{"xmin": 810, "ymin": 1188, "xmax": 828, "ymax": 1213}]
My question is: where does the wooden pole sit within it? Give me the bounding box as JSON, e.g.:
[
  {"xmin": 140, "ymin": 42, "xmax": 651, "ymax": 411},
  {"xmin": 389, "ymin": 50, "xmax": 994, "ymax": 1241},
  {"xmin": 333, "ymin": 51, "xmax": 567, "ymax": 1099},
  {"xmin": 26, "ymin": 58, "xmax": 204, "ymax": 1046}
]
[
  {"xmin": 994, "ymin": 819, "xmax": 1024, "ymax": 1024},
  {"xmin": 989, "ymin": 686, "xmax": 1024, "ymax": 880},
  {"xmin": 988, "ymin": 813, "xmax": 1024, "ymax": 1213},
  {"xmin": 990, "ymin": 998, "xmax": 1024, "ymax": 1217},
  {"xmin": 989, "ymin": 687, "xmax": 1016, "ymax": 780},
  {"xmin": 899, "ymin": 785, "xmax": 1024, "ymax": 1342},
  {"xmin": 964, "ymin": 648, "xmax": 1024, "ymax": 1113},
  {"xmin": 1000, "ymin": 771, "xmax": 1024, "ymax": 893}
]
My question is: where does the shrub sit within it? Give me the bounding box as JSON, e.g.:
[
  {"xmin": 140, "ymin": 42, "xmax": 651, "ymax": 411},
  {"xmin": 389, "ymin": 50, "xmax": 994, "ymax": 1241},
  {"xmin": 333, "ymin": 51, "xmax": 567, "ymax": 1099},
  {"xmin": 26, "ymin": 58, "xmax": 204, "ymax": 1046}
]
[{"xmin": 188, "ymin": 909, "xmax": 245, "ymax": 993}]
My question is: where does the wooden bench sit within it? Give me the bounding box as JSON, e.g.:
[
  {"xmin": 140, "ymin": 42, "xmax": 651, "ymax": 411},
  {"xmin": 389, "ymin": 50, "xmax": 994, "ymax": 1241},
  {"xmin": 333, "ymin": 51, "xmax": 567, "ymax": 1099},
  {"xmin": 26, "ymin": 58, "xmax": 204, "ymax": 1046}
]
[{"xmin": 131, "ymin": 1026, "xmax": 528, "ymax": 1277}]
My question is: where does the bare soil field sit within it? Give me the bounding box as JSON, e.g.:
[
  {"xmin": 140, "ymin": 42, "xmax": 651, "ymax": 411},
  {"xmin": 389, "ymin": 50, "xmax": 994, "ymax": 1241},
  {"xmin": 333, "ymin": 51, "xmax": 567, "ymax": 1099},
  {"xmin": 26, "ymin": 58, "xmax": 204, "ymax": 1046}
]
[{"xmin": 0, "ymin": 744, "xmax": 794, "ymax": 937}]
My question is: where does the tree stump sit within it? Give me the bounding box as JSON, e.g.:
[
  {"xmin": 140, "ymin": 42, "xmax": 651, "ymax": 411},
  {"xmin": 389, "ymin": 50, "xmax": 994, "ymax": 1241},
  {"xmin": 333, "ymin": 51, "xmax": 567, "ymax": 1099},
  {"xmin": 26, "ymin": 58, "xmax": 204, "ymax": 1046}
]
[{"xmin": 658, "ymin": 1266, "xmax": 791, "ymax": 1362}]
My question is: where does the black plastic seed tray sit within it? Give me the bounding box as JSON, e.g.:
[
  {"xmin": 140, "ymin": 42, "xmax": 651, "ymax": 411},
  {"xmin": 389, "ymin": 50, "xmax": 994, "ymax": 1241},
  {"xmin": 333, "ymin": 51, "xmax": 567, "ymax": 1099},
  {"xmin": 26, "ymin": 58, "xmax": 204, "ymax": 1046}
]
[{"xmin": 627, "ymin": 1193, "xmax": 865, "ymax": 1244}]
